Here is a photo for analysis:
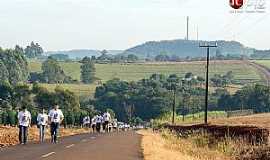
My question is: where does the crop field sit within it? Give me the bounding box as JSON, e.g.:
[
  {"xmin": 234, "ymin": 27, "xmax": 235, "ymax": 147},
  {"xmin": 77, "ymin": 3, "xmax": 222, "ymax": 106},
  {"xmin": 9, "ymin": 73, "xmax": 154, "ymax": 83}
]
[
  {"xmin": 37, "ymin": 83, "xmax": 97, "ymax": 97},
  {"xmin": 254, "ymin": 60, "xmax": 270, "ymax": 69},
  {"xmin": 29, "ymin": 60, "xmax": 261, "ymax": 83}
]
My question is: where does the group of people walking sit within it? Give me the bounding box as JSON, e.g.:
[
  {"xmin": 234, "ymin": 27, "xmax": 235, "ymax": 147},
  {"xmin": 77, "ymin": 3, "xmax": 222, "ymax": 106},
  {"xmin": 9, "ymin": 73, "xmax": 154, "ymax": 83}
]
[
  {"xmin": 91, "ymin": 112, "xmax": 113, "ymax": 133},
  {"xmin": 17, "ymin": 104, "xmax": 64, "ymax": 145},
  {"xmin": 17, "ymin": 104, "xmax": 114, "ymax": 145}
]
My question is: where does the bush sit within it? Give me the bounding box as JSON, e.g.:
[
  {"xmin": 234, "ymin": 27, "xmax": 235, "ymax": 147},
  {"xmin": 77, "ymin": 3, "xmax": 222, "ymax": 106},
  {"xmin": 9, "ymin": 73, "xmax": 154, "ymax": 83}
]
[
  {"xmin": 65, "ymin": 111, "xmax": 75, "ymax": 126},
  {"xmin": 1, "ymin": 110, "xmax": 8, "ymax": 125},
  {"xmin": 7, "ymin": 110, "xmax": 16, "ymax": 126},
  {"xmin": 30, "ymin": 110, "xmax": 38, "ymax": 125}
]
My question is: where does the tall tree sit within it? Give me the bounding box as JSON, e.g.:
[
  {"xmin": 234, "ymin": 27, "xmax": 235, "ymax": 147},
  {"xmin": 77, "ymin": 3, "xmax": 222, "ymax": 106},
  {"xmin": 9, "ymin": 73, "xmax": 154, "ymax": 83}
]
[
  {"xmin": 24, "ymin": 41, "xmax": 43, "ymax": 58},
  {"xmin": 80, "ymin": 57, "xmax": 96, "ymax": 84},
  {"xmin": 41, "ymin": 57, "xmax": 66, "ymax": 83},
  {"xmin": 0, "ymin": 47, "xmax": 29, "ymax": 85}
]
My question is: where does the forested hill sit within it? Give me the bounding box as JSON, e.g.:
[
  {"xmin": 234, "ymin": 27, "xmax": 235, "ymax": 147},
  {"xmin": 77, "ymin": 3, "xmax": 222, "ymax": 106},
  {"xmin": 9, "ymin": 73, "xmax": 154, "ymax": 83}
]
[{"xmin": 123, "ymin": 39, "xmax": 254, "ymax": 58}]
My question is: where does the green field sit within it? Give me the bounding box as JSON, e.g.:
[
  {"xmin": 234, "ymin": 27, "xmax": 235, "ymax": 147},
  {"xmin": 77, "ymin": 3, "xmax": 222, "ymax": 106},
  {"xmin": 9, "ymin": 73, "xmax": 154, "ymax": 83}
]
[
  {"xmin": 38, "ymin": 83, "xmax": 97, "ymax": 97},
  {"xmin": 254, "ymin": 60, "xmax": 270, "ymax": 69},
  {"xmin": 28, "ymin": 60, "xmax": 261, "ymax": 96},
  {"xmin": 29, "ymin": 60, "xmax": 261, "ymax": 82}
]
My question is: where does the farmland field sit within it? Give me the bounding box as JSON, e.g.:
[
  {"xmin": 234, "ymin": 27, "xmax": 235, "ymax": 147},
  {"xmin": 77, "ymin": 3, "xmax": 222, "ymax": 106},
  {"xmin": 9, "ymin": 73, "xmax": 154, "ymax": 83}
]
[
  {"xmin": 254, "ymin": 60, "xmax": 270, "ymax": 69},
  {"xmin": 29, "ymin": 60, "xmax": 262, "ymax": 83},
  {"xmin": 28, "ymin": 60, "xmax": 263, "ymax": 96},
  {"xmin": 37, "ymin": 83, "xmax": 97, "ymax": 97}
]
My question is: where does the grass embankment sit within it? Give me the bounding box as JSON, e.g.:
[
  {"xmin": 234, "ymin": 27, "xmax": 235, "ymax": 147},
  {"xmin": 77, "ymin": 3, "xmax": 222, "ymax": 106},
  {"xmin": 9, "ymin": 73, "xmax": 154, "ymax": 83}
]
[
  {"xmin": 0, "ymin": 125, "xmax": 90, "ymax": 147},
  {"xmin": 139, "ymin": 128, "xmax": 270, "ymax": 160},
  {"xmin": 148, "ymin": 113, "xmax": 270, "ymax": 160}
]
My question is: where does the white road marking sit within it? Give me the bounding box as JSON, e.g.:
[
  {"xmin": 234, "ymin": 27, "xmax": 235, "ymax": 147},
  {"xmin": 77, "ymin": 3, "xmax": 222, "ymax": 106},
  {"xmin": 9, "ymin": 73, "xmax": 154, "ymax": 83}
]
[
  {"xmin": 81, "ymin": 139, "xmax": 87, "ymax": 142},
  {"xmin": 41, "ymin": 152, "xmax": 55, "ymax": 158},
  {"xmin": 90, "ymin": 137, "xmax": 96, "ymax": 139},
  {"xmin": 65, "ymin": 144, "xmax": 75, "ymax": 148}
]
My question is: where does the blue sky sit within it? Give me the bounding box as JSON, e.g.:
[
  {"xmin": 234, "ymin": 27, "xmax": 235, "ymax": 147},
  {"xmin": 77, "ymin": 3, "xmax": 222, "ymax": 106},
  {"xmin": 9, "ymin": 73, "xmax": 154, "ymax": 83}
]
[{"xmin": 0, "ymin": 0, "xmax": 269, "ymax": 51}]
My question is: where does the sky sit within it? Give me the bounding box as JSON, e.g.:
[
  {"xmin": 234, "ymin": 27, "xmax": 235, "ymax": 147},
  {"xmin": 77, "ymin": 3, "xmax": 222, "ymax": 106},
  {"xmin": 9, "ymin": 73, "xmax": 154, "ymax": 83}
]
[{"xmin": 0, "ymin": 0, "xmax": 269, "ymax": 51}]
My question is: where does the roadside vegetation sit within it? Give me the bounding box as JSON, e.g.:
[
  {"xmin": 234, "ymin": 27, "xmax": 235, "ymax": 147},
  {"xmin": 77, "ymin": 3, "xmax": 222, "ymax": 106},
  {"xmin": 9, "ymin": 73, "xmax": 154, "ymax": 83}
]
[{"xmin": 140, "ymin": 128, "xmax": 270, "ymax": 160}]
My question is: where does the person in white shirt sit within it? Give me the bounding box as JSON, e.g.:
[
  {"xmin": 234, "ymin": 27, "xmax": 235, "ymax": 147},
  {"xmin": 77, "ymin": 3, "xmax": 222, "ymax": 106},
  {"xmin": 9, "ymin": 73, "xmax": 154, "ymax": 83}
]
[
  {"xmin": 103, "ymin": 112, "xmax": 111, "ymax": 132},
  {"xmin": 95, "ymin": 115, "xmax": 102, "ymax": 133},
  {"xmin": 17, "ymin": 106, "xmax": 31, "ymax": 145},
  {"xmin": 83, "ymin": 116, "xmax": 90, "ymax": 128},
  {"xmin": 91, "ymin": 116, "xmax": 97, "ymax": 133},
  {"xmin": 48, "ymin": 104, "xmax": 64, "ymax": 143},
  {"xmin": 37, "ymin": 108, "xmax": 48, "ymax": 142},
  {"xmin": 112, "ymin": 119, "xmax": 118, "ymax": 132}
]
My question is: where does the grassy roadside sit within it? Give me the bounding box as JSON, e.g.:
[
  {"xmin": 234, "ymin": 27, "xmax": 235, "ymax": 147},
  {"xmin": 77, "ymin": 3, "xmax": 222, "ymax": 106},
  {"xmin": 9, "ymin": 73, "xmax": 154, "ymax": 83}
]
[
  {"xmin": 148, "ymin": 113, "xmax": 270, "ymax": 160},
  {"xmin": 138, "ymin": 129, "xmax": 231, "ymax": 160},
  {"xmin": 138, "ymin": 129, "xmax": 270, "ymax": 160}
]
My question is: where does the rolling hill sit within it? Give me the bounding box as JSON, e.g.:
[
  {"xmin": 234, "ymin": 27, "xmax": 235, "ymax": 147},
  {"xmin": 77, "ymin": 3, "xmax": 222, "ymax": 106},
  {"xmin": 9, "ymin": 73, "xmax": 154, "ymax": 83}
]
[{"xmin": 123, "ymin": 39, "xmax": 255, "ymax": 59}]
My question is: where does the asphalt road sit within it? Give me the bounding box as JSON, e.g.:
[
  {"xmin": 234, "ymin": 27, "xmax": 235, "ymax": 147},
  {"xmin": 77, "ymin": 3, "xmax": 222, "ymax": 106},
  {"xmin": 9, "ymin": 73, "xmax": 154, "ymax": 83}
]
[{"xmin": 0, "ymin": 131, "xmax": 143, "ymax": 160}]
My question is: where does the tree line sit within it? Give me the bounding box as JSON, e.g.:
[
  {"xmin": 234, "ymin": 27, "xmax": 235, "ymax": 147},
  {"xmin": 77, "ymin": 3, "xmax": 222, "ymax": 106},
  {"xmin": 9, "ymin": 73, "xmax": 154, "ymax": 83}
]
[
  {"xmin": 91, "ymin": 73, "xmax": 207, "ymax": 122},
  {"xmin": 0, "ymin": 82, "xmax": 106, "ymax": 127},
  {"xmin": 89, "ymin": 73, "xmax": 270, "ymax": 122},
  {"xmin": 218, "ymin": 84, "xmax": 270, "ymax": 113}
]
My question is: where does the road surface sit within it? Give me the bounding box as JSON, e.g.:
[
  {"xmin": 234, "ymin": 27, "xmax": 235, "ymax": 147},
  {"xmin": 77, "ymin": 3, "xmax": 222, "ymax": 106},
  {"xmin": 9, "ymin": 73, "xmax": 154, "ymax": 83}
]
[{"xmin": 0, "ymin": 131, "xmax": 143, "ymax": 160}]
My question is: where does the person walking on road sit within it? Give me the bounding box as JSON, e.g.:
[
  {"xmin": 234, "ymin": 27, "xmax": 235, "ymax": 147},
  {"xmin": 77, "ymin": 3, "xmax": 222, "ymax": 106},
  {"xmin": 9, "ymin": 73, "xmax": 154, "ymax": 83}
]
[
  {"xmin": 48, "ymin": 104, "xmax": 64, "ymax": 143},
  {"xmin": 95, "ymin": 115, "xmax": 102, "ymax": 133},
  {"xmin": 17, "ymin": 106, "xmax": 31, "ymax": 145},
  {"xmin": 91, "ymin": 115, "xmax": 97, "ymax": 133},
  {"xmin": 103, "ymin": 112, "xmax": 111, "ymax": 132},
  {"xmin": 37, "ymin": 108, "xmax": 48, "ymax": 142},
  {"xmin": 83, "ymin": 116, "xmax": 91, "ymax": 128}
]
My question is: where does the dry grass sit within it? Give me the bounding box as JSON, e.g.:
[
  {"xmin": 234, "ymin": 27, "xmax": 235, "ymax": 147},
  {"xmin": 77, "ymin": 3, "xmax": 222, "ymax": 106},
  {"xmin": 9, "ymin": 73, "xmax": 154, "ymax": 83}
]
[
  {"xmin": 138, "ymin": 130, "xmax": 232, "ymax": 160},
  {"xmin": 0, "ymin": 125, "xmax": 90, "ymax": 147},
  {"xmin": 138, "ymin": 130, "xmax": 198, "ymax": 160},
  {"xmin": 149, "ymin": 113, "xmax": 270, "ymax": 160}
]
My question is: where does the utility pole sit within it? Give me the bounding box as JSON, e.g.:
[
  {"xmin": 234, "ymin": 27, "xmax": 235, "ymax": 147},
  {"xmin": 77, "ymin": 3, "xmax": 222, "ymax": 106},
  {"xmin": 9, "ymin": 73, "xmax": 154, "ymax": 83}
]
[
  {"xmin": 186, "ymin": 16, "xmax": 189, "ymax": 40},
  {"xmin": 199, "ymin": 43, "xmax": 217, "ymax": 124},
  {"xmin": 172, "ymin": 88, "xmax": 176, "ymax": 124}
]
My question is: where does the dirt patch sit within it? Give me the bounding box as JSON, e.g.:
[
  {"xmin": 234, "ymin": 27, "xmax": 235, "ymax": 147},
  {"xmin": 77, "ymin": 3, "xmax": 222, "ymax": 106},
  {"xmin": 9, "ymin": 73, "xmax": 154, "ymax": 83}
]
[{"xmin": 0, "ymin": 125, "xmax": 89, "ymax": 147}]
